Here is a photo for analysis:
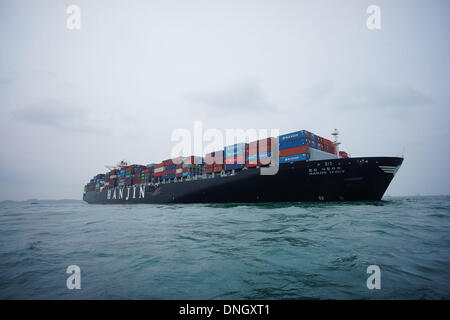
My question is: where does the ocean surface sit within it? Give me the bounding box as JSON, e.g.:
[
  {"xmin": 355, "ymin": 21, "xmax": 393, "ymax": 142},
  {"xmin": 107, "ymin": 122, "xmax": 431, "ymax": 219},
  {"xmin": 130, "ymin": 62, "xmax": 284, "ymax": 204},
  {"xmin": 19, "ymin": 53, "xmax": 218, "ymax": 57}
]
[{"xmin": 0, "ymin": 196, "xmax": 449, "ymax": 300}]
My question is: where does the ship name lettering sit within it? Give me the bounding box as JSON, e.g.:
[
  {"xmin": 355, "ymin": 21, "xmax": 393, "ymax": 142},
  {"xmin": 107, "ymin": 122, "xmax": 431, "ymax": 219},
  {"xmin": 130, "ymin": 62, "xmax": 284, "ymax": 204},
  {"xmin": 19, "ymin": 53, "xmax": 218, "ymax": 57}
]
[{"xmin": 139, "ymin": 185, "xmax": 145, "ymax": 198}]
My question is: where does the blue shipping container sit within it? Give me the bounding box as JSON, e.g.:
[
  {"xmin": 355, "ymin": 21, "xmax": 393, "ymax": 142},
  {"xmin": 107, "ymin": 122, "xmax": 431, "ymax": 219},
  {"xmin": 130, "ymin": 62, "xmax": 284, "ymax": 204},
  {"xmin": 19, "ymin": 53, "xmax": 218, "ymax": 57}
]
[
  {"xmin": 225, "ymin": 143, "xmax": 246, "ymax": 150},
  {"xmin": 225, "ymin": 143, "xmax": 246, "ymax": 158},
  {"xmin": 279, "ymin": 130, "xmax": 308, "ymax": 142},
  {"xmin": 279, "ymin": 153, "xmax": 310, "ymax": 163},
  {"xmin": 278, "ymin": 139, "xmax": 309, "ymax": 150},
  {"xmin": 258, "ymin": 152, "xmax": 271, "ymax": 159},
  {"xmin": 182, "ymin": 172, "xmax": 196, "ymax": 177},
  {"xmin": 164, "ymin": 164, "xmax": 176, "ymax": 170},
  {"xmin": 225, "ymin": 163, "xmax": 245, "ymax": 171},
  {"xmin": 225, "ymin": 149, "xmax": 246, "ymax": 158}
]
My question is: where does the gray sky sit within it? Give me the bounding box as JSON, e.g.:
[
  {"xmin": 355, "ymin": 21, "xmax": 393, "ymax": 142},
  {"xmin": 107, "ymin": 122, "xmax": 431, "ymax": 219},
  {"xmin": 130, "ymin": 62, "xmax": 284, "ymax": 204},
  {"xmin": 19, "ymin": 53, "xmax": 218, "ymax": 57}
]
[{"xmin": 0, "ymin": 0, "xmax": 449, "ymax": 200}]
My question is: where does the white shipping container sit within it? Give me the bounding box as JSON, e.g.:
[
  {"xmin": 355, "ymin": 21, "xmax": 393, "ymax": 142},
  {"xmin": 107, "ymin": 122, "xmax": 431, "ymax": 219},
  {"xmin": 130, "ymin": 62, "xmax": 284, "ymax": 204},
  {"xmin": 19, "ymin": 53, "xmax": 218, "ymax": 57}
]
[{"xmin": 309, "ymin": 148, "xmax": 338, "ymax": 161}]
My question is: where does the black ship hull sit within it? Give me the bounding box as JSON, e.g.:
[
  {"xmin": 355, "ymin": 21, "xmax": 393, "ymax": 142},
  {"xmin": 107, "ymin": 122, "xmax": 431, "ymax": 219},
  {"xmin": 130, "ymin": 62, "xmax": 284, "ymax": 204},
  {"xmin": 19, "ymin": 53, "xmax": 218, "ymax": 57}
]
[{"xmin": 83, "ymin": 157, "xmax": 403, "ymax": 204}]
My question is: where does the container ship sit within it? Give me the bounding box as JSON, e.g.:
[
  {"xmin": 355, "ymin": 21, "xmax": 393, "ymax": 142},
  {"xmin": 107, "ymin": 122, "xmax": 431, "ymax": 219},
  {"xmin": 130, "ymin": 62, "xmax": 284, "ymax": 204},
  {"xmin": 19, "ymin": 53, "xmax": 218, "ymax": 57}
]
[{"xmin": 83, "ymin": 129, "xmax": 403, "ymax": 204}]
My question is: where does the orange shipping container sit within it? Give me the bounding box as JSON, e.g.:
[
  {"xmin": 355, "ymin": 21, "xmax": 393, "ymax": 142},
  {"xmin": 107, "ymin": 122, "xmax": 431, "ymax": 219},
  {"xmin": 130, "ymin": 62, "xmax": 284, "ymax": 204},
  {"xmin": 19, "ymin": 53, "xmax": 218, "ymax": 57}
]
[{"xmin": 279, "ymin": 145, "xmax": 309, "ymax": 158}]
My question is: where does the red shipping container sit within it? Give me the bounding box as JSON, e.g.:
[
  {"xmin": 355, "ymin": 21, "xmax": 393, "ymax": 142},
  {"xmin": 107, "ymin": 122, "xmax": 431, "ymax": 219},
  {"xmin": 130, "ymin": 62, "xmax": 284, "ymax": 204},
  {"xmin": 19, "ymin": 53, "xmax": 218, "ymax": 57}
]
[
  {"xmin": 258, "ymin": 137, "xmax": 273, "ymax": 153},
  {"xmin": 246, "ymin": 148, "xmax": 257, "ymax": 157},
  {"xmin": 339, "ymin": 151, "xmax": 349, "ymax": 158},
  {"xmin": 205, "ymin": 164, "xmax": 214, "ymax": 173},
  {"xmin": 205, "ymin": 151, "xmax": 223, "ymax": 165},
  {"xmin": 154, "ymin": 163, "xmax": 165, "ymax": 169},
  {"xmin": 214, "ymin": 151, "xmax": 223, "ymax": 165},
  {"xmin": 162, "ymin": 159, "xmax": 174, "ymax": 166},
  {"xmin": 205, "ymin": 152, "xmax": 215, "ymax": 165},
  {"xmin": 279, "ymin": 145, "xmax": 309, "ymax": 158},
  {"xmin": 248, "ymin": 141, "xmax": 258, "ymax": 154},
  {"xmin": 246, "ymin": 149, "xmax": 258, "ymax": 166},
  {"xmin": 323, "ymin": 138, "xmax": 332, "ymax": 146},
  {"xmin": 184, "ymin": 156, "xmax": 194, "ymax": 164},
  {"xmin": 154, "ymin": 171, "xmax": 164, "ymax": 177},
  {"xmin": 213, "ymin": 164, "xmax": 223, "ymax": 172}
]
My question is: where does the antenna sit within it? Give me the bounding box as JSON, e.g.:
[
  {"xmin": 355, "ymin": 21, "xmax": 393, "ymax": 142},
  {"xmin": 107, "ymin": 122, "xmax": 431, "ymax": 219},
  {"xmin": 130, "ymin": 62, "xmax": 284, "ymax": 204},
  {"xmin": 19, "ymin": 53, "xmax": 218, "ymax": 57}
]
[
  {"xmin": 331, "ymin": 129, "xmax": 341, "ymax": 157},
  {"xmin": 331, "ymin": 128, "xmax": 340, "ymax": 144}
]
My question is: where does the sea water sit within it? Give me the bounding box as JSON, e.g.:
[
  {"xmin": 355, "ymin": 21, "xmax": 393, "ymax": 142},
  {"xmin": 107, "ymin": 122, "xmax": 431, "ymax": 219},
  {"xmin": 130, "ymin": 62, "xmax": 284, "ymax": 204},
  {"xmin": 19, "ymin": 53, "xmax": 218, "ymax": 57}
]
[{"xmin": 0, "ymin": 196, "xmax": 449, "ymax": 299}]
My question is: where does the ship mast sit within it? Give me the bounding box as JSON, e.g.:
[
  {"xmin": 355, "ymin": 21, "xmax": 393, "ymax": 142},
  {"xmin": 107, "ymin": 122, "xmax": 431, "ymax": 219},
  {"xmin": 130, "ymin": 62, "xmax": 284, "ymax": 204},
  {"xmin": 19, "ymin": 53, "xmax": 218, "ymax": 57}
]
[{"xmin": 331, "ymin": 129, "xmax": 341, "ymax": 158}]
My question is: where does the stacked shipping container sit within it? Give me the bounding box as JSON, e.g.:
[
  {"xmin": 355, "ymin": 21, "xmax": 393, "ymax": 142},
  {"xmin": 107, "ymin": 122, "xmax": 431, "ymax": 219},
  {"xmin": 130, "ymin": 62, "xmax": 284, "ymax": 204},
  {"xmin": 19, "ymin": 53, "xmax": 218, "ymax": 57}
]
[
  {"xmin": 163, "ymin": 162, "xmax": 176, "ymax": 180},
  {"xmin": 224, "ymin": 143, "xmax": 246, "ymax": 171},
  {"xmin": 84, "ymin": 129, "xmax": 345, "ymax": 191},
  {"xmin": 278, "ymin": 130, "xmax": 336, "ymax": 164},
  {"xmin": 181, "ymin": 156, "xmax": 204, "ymax": 177},
  {"xmin": 257, "ymin": 138, "xmax": 273, "ymax": 166},
  {"xmin": 205, "ymin": 151, "xmax": 224, "ymax": 173},
  {"xmin": 245, "ymin": 138, "xmax": 274, "ymax": 167},
  {"xmin": 153, "ymin": 163, "xmax": 165, "ymax": 181},
  {"xmin": 246, "ymin": 140, "xmax": 258, "ymax": 168}
]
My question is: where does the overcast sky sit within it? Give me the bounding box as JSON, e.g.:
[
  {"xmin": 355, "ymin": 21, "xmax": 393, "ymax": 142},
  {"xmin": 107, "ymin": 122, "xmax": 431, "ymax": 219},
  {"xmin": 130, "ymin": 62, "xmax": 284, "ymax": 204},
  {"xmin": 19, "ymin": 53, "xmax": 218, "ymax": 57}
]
[{"xmin": 0, "ymin": 0, "xmax": 449, "ymax": 200}]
